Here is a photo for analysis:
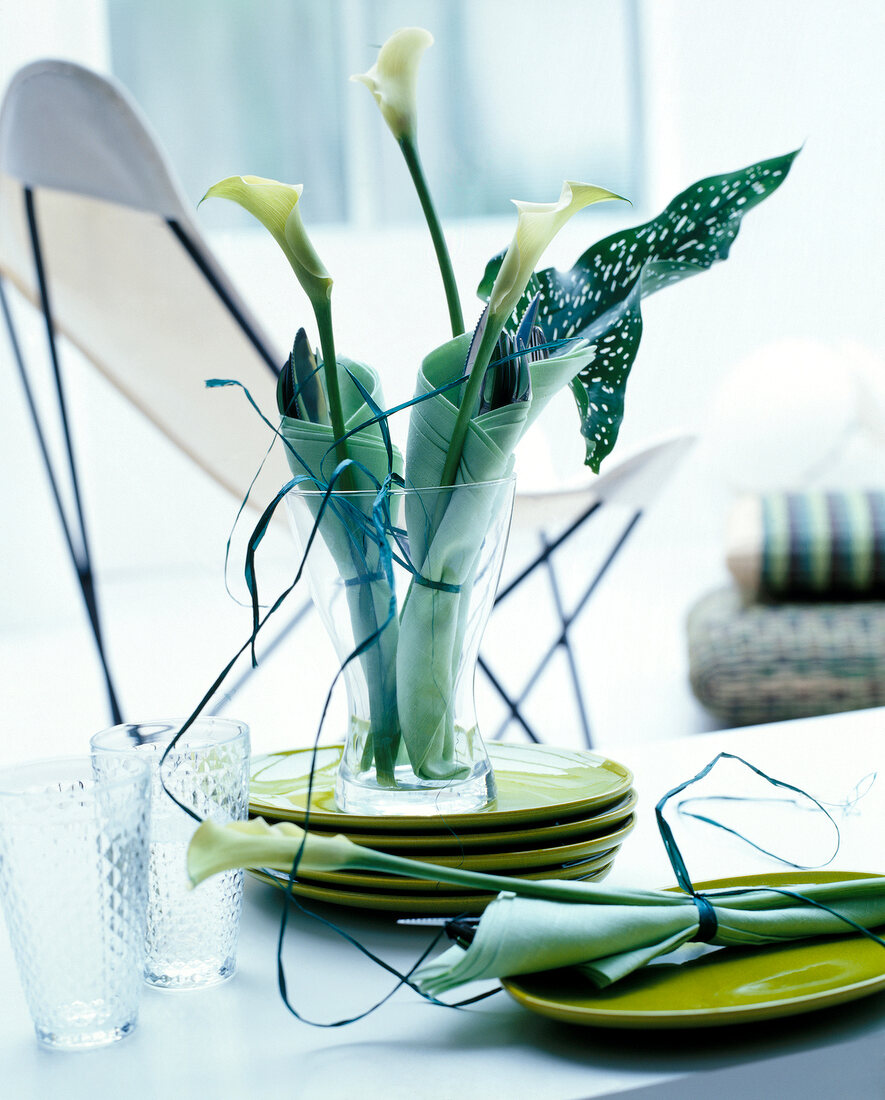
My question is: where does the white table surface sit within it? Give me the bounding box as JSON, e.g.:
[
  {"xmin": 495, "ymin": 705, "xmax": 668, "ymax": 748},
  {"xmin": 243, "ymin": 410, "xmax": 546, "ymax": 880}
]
[{"xmin": 2, "ymin": 708, "xmax": 884, "ymax": 1100}]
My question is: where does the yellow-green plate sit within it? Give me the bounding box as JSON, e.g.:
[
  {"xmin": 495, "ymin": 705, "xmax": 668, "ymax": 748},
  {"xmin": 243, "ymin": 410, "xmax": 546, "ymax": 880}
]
[
  {"xmin": 502, "ymin": 871, "xmax": 885, "ymax": 1028},
  {"xmin": 298, "ymin": 789, "xmax": 638, "ymax": 852},
  {"xmin": 344, "ymin": 816, "xmax": 632, "ymax": 872},
  {"xmin": 249, "ymin": 858, "xmax": 614, "ymax": 915},
  {"xmin": 294, "ymin": 847, "xmax": 618, "ymax": 893},
  {"xmin": 250, "ymin": 743, "xmax": 633, "ymax": 832}
]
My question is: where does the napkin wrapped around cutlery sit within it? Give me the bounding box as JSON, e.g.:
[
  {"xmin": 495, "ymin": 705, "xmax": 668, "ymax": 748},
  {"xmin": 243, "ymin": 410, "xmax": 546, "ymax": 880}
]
[
  {"xmin": 396, "ymin": 332, "xmax": 594, "ymax": 779},
  {"xmin": 412, "ymin": 882, "xmax": 885, "ymax": 995},
  {"xmin": 187, "ymin": 819, "xmax": 885, "ymax": 995},
  {"xmin": 281, "ymin": 357, "xmax": 404, "ymax": 777}
]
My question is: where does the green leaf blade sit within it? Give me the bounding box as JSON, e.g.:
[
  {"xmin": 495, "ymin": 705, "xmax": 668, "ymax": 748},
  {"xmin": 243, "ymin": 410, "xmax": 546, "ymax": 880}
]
[
  {"xmin": 568, "ymin": 281, "xmax": 644, "ymax": 470},
  {"xmin": 478, "ymin": 149, "xmax": 800, "ymax": 470}
]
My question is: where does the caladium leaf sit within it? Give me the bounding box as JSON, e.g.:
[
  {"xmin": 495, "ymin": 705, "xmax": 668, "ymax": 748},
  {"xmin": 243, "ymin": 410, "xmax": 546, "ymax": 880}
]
[{"xmin": 478, "ymin": 149, "xmax": 799, "ymax": 470}]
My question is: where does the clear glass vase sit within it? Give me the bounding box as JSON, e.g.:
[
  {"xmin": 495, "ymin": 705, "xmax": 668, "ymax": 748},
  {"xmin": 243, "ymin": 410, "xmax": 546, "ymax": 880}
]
[{"xmin": 286, "ymin": 475, "xmax": 516, "ymax": 815}]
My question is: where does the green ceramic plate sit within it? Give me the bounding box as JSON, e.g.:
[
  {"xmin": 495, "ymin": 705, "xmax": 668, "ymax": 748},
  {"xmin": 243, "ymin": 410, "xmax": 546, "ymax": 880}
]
[
  {"xmin": 250, "ymin": 743, "xmax": 633, "ymax": 832},
  {"xmin": 249, "ymin": 858, "xmax": 614, "ymax": 915},
  {"xmin": 298, "ymin": 789, "xmax": 638, "ymax": 853},
  {"xmin": 502, "ymin": 871, "xmax": 885, "ymax": 1028},
  {"xmin": 294, "ymin": 846, "xmax": 619, "ymax": 893},
  {"xmin": 350, "ymin": 816, "xmax": 632, "ymax": 872}
]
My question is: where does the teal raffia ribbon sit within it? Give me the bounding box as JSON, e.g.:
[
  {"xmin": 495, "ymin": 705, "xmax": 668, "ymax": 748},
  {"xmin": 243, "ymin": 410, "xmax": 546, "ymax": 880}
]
[
  {"xmin": 654, "ymin": 751, "xmax": 842, "ymax": 934},
  {"xmin": 412, "ymin": 756, "xmax": 885, "ymax": 995},
  {"xmin": 186, "ymin": 756, "xmax": 885, "ymax": 1001},
  {"xmin": 179, "ymin": 752, "xmax": 883, "ymax": 1016}
]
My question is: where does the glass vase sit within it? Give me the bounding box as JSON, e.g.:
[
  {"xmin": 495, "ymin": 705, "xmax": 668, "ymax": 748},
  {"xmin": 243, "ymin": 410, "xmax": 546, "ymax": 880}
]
[{"xmin": 286, "ymin": 475, "xmax": 516, "ymax": 815}]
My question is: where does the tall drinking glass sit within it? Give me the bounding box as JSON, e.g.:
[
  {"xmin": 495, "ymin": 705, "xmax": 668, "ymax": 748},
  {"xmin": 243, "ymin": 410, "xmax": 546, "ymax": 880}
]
[
  {"xmin": 0, "ymin": 754, "xmax": 151, "ymax": 1049},
  {"xmin": 91, "ymin": 719, "xmax": 250, "ymax": 990}
]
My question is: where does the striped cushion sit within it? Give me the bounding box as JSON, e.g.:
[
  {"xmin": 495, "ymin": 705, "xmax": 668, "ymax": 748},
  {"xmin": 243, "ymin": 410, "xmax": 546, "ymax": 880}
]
[
  {"xmin": 688, "ymin": 587, "xmax": 885, "ymax": 726},
  {"xmin": 727, "ymin": 491, "xmax": 885, "ymax": 597}
]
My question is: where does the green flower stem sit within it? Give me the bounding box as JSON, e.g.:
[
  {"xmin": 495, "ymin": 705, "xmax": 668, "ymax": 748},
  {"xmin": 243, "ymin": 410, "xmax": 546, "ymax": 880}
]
[
  {"xmin": 399, "ymin": 137, "xmax": 464, "ymax": 338},
  {"xmin": 311, "ymin": 296, "xmax": 352, "ymax": 489},
  {"xmin": 439, "ymin": 315, "xmax": 503, "ymax": 486}
]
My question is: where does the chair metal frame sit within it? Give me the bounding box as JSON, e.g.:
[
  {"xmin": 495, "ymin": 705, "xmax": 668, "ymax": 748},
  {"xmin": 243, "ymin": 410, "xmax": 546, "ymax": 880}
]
[
  {"xmin": 0, "ymin": 188, "xmax": 284, "ymax": 723},
  {"xmin": 479, "ymin": 498, "xmax": 644, "ymax": 749}
]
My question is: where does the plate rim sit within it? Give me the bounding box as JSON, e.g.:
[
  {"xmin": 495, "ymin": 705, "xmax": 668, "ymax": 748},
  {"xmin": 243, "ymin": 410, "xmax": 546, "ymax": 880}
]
[
  {"xmin": 250, "ymin": 742, "xmax": 634, "ymax": 831},
  {"xmin": 398, "ymin": 817, "xmax": 633, "ymax": 870},
  {"xmin": 249, "ymin": 858, "xmax": 615, "ymax": 913},
  {"xmin": 295, "ymin": 846, "xmax": 619, "ymax": 891},
  {"xmin": 273, "ymin": 789, "xmax": 639, "ymax": 851}
]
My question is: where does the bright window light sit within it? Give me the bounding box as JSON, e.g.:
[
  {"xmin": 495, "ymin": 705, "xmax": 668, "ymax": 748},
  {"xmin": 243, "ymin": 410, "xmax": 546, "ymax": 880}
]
[{"xmin": 107, "ymin": 0, "xmax": 645, "ymax": 228}]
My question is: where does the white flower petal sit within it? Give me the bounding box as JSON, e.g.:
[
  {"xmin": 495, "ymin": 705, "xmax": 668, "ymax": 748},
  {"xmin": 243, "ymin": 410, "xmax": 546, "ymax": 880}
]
[
  {"xmin": 351, "ymin": 27, "xmax": 434, "ymax": 140},
  {"xmin": 489, "ymin": 181, "xmax": 625, "ymax": 319},
  {"xmin": 203, "ymin": 174, "xmax": 331, "ymax": 303}
]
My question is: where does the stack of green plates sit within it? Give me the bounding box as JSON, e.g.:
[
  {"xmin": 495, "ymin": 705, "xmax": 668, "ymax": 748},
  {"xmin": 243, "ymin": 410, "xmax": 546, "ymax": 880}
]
[{"xmin": 248, "ymin": 743, "xmax": 635, "ymax": 915}]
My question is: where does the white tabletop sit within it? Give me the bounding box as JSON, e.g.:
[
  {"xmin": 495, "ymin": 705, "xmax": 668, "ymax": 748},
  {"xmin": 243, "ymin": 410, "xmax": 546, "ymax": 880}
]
[{"xmin": 2, "ymin": 708, "xmax": 884, "ymax": 1099}]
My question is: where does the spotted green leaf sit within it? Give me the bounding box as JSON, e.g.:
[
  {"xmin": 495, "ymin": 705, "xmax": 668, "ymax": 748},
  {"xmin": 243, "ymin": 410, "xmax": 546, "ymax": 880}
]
[{"xmin": 478, "ymin": 149, "xmax": 799, "ymax": 470}]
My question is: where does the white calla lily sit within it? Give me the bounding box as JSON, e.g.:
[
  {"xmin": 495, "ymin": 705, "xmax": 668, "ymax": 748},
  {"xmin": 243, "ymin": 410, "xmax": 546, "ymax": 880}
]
[
  {"xmin": 203, "ymin": 173, "xmax": 348, "ymax": 466},
  {"xmin": 351, "ymin": 27, "xmax": 434, "ymax": 142},
  {"xmin": 489, "ymin": 181, "xmax": 625, "ymax": 321},
  {"xmin": 282, "ymin": 201, "xmax": 333, "ymax": 303},
  {"xmin": 202, "ymin": 175, "xmax": 332, "ymax": 305},
  {"xmin": 440, "ymin": 181, "xmax": 623, "ymax": 484}
]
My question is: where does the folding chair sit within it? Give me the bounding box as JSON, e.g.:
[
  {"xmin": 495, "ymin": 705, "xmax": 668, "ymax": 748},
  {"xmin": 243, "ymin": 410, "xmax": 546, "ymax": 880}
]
[
  {"xmin": 0, "ymin": 59, "xmax": 292, "ymax": 722},
  {"xmin": 480, "ymin": 435, "xmax": 694, "ymax": 747}
]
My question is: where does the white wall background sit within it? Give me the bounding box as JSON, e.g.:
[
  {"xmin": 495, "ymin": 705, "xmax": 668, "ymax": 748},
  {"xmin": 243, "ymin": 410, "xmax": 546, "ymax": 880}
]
[{"xmin": 0, "ymin": 0, "xmax": 882, "ymax": 753}]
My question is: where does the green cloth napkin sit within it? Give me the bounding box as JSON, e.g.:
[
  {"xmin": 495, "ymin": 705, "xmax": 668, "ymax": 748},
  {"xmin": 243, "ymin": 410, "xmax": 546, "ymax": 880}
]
[
  {"xmin": 281, "ymin": 358, "xmax": 405, "ymax": 779},
  {"xmin": 280, "ymin": 357, "xmax": 400, "ymax": 490},
  {"xmin": 413, "ymin": 881, "xmax": 885, "ymax": 995},
  {"xmin": 276, "ymin": 335, "xmax": 596, "ymax": 781},
  {"xmin": 397, "ymin": 335, "xmax": 523, "ymax": 779},
  {"xmin": 397, "ymin": 333, "xmax": 595, "ymax": 778},
  {"xmin": 187, "ymin": 819, "xmax": 885, "ymax": 997}
]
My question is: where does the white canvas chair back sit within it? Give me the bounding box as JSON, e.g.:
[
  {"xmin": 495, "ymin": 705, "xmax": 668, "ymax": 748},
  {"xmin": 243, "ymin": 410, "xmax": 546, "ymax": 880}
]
[
  {"xmin": 0, "ymin": 59, "xmax": 285, "ymax": 502},
  {"xmin": 0, "ymin": 59, "xmax": 288, "ymax": 722}
]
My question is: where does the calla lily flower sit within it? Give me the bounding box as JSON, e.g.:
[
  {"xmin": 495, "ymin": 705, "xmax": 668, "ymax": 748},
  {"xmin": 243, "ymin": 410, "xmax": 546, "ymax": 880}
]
[
  {"xmin": 488, "ymin": 180, "xmax": 626, "ymax": 322},
  {"xmin": 188, "ymin": 819, "xmax": 359, "ymax": 886},
  {"xmin": 351, "ymin": 27, "xmax": 434, "ymax": 143},
  {"xmin": 202, "ymin": 175, "xmax": 332, "ymax": 305},
  {"xmin": 441, "ymin": 182, "xmax": 622, "ymax": 484}
]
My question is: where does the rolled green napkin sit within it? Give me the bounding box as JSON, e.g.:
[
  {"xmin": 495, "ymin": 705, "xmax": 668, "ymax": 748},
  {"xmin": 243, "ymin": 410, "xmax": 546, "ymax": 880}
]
[
  {"xmin": 397, "ymin": 333, "xmax": 595, "ymax": 778},
  {"xmin": 280, "ymin": 357, "xmax": 400, "ymax": 491},
  {"xmin": 186, "ymin": 818, "xmax": 885, "ymax": 995},
  {"xmin": 397, "ymin": 334, "xmax": 524, "ymax": 779},
  {"xmin": 413, "ymin": 883, "xmax": 885, "ymax": 995},
  {"xmin": 281, "ymin": 358, "xmax": 404, "ymax": 779}
]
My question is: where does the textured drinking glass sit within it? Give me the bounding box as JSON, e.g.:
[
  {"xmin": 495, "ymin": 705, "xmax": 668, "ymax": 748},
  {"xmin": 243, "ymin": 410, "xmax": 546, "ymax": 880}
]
[
  {"xmin": 0, "ymin": 754, "xmax": 150, "ymax": 1050},
  {"xmin": 91, "ymin": 719, "xmax": 250, "ymax": 990}
]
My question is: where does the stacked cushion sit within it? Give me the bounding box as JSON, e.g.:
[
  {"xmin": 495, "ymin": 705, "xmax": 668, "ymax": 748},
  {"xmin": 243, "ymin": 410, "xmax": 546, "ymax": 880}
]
[
  {"xmin": 688, "ymin": 587, "xmax": 885, "ymax": 726},
  {"xmin": 689, "ymin": 491, "xmax": 885, "ymax": 725},
  {"xmin": 727, "ymin": 491, "xmax": 885, "ymax": 598}
]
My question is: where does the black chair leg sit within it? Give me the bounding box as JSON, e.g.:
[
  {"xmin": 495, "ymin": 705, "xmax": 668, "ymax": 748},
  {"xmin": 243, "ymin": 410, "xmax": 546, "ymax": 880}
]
[
  {"xmin": 2, "ymin": 193, "xmax": 123, "ymax": 724},
  {"xmin": 542, "ymin": 536, "xmax": 594, "ymax": 748},
  {"xmin": 480, "ymin": 506, "xmax": 645, "ymax": 747}
]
